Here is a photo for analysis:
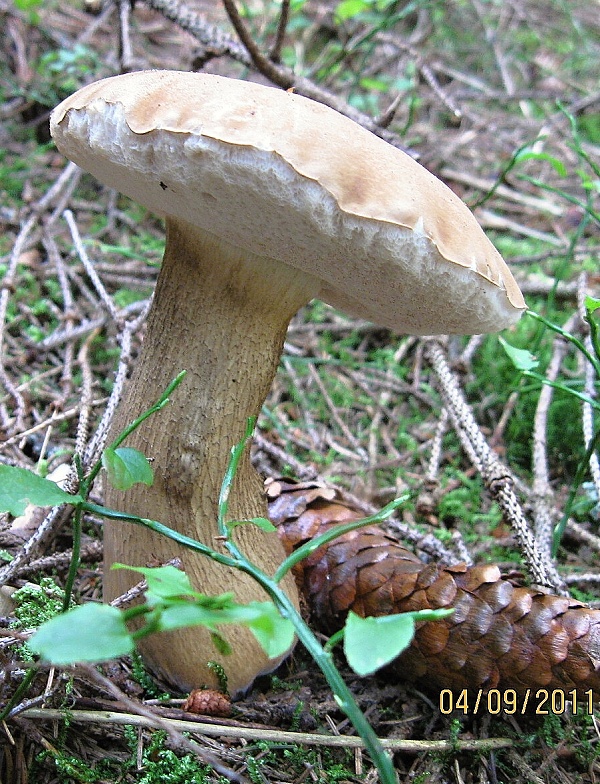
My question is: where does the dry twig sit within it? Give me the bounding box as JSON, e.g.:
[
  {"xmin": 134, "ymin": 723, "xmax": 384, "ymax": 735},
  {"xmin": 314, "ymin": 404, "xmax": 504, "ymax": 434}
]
[{"xmin": 423, "ymin": 339, "xmax": 566, "ymax": 593}]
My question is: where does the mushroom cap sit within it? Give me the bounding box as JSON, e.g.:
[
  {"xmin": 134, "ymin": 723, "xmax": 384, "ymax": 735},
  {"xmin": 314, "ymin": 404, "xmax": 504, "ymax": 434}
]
[{"xmin": 51, "ymin": 70, "xmax": 525, "ymax": 334}]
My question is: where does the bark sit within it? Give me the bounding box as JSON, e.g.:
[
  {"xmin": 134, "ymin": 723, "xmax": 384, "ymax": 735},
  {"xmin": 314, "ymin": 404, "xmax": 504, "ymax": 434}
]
[{"xmin": 268, "ymin": 479, "xmax": 600, "ymax": 699}]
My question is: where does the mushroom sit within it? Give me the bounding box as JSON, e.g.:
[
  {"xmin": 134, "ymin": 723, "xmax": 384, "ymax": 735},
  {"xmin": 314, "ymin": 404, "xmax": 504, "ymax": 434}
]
[{"xmin": 50, "ymin": 70, "xmax": 526, "ymax": 694}]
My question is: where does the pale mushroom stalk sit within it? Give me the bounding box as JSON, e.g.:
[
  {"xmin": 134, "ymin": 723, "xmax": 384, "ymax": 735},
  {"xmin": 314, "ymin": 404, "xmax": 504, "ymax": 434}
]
[
  {"xmin": 103, "ymin": 222, "xmax": 315, "ymax": 692},
  {"xmin": 50, "ymin": 70, "xmax": 526, "ymax": 695}
]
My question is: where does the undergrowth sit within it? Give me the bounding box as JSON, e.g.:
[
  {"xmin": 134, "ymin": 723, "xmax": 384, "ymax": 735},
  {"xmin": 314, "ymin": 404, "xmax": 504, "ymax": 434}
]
[{"xmin": 1, "ymin": 0, "xmax": 599, "ymax": 782}]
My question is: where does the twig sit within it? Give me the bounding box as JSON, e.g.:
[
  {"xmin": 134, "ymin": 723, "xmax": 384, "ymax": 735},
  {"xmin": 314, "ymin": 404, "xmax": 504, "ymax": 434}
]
[
  {"xmin": 109, "ymin": 558, "xmax": 182, "ymax": 608},
  {"xmin": 221, "ymin": 0, "xmax": 293, "ymax": 88},
  {"xmin": 7, "ymin": 540, "xmax": 103, "ymax": 578},
  {"xmin": 476, "ymin": 209, "xmax": 565, "ymax": 246},
  {"xmin": 141, "ymin": 0, "xmax": 414, "ymax": 150},
  {"xmin": 117, "ymin": 0, "xmax": 137, "ymax": 71},
  {"xmin": 459, "ymin": 334, "xmax": 484, "ymax": 366},
  {"xmin": 564, "ymin": 571, "xmax": 600, "ymax": 586},
  {"xmin": 578, "ymin": 273, "xmax": 600, "ymax": 501},
  {"xmin": 141, "ymin": 0, "xmax": 252, "ymax": 64},
  {"xmin": 0, "ymin": 214, "xmax": 37, "ymax": 435},
  {"xmin": 44, "ymin": 163, "xmax": 83, "ymax": 230},
  {"xmin": 566, "ymin": 518, "xmax": 600, "ymax": 554},
  {"xmin": 374, "ymin": 91, "xmax": 406, "ymax": 129},
  {"xmin": 491, "ymin": 390, "xmax": 519, "ymax": 445},
  {"xmin": 468, "ymin": 0, "xmax": 524, "ymax": 116},
  {"xmin": 307, "ymin": 363, "xmax": 367, "ymax": 460},
  {"xmin": 77, "ymin": 0, "xmax": 116, "ymax": 46},
  {"xmin": 440, "ymin": 167, "xmax": 564, "ymax": 216},
  {"xmin": 281, "ymin": 358, "xmax": 323, "ymax": 451},
  {"xmin": 505, "ymin": 748, "xmax": 547, "ymax": 784},
  {"xmin": 531, "ymin": 313, "xmax": 578, "ymax": 556},
  {"xmin": 42, "ymin": 234, "xmax": 76, "ymax": 407},
  {"xmin": 67, "ymin": 666, "xmax": 249, "ymax": 783},
  {"xmin": 269, "ymin": 0, "xmax": 290, "ymax": 63},
  {"xmin": 0, "ymin": 506, "xmax": 74, "ymax": 587},
  {"xmin": 21, "ymin": 706, "xmax": 514, "ymax": 753},
  {"xmin": 72, "ymin": 330, "xmax": 98, "ymax": 476},
  {"xmin": 425, "ymin": 408, "xmax": 448, "ymax": 484},
  {"xmin": 35, "ymin": 300, "xmax": 147, "ymax": 351},
  {"xmin": 82, "ymin": 302, "xmax": 152, "ymax": 472},
  {"xmin": 253, "ymin": 429, "xmax": 317, "ymax": 481},
  {"xmin": 423, "ymin": 338, "xmax": 565, "ymax": 593},
  {"xmin": 63, "ymin": 210, "xmax": 120, "ymax": 322},
  {"xmin": 0, "ymin": 399, "xmax": 106, "ymax": 450},
  {"xmin": 517, "ymin": 277, "xmax": 580, "ymax": 299},
  {"xmin": 419, "ymin": 60, "xmax": 463, "ymax": 120}
]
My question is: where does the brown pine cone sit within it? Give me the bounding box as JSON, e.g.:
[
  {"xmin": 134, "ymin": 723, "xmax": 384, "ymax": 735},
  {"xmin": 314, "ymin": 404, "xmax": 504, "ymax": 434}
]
[
  {"xmin": 182, "ymin": 688, "xmax": 232, "ymax": 717},
  {"xmin": 266, "ymin": 479, "xmax": 600, "ymax": 700}
]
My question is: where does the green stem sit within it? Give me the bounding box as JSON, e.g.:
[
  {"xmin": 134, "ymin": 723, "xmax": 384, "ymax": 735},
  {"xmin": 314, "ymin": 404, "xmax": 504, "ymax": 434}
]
[
  {"xmin": 274, "ymin": 493, "xmax": 410, "ymax": 582},
  {"xmin": 85, "ymin": 370, "xmax": 187, "ymax": 488},
  {"xmin": 231, "ymin": 557, "xmax": 397, "ymax": 784},
  {"xmin": 553, "ymin": 427, "xmax": 600, "ymax": 557},
  {"xmin": 87, "ymin": 504, "xmax": 398, "ymax": 781},
  {"xmin": 122, "ymin": 604, "xmax": 154, "ymax": 623},
  {"xmin": 61, "ymin": 392, "xmax": 399, "ymax": 781},
  {"xmin": 89, "ymin": 416, "xmax": 399, "ymax": 783},
  {"xmin": 0, "ymin": 666, "xmax": 37, "ymax": 722},
  {"xmin": 324, "ymin": 628, "xmax": 345, "ymax": 654},
  {"xmin": 62, "ymin": 506, "xmax": 82, "ymax": 612},
  {"xmin": 527, "ymin": 310, "xmax": 600, "ymax": 378},
  {"xmin": 214, "ymin": 418, "xmax": 398, "ymax": 783},
  {"xmin": 62, "ymin": 373, "xmax": 188, "ymax": 611},
  {"xmin": 522, "ymin": 370, "xmax": 600, "ymax": 410},
  {"xmin": 217, "ymin": 416, "xmax": 255, "ymax": 539},
  {"xmin": 585, "ymin": 308, "xmax": 600, "ymax": 364},
  {"xmin": 82, "ymin": 502, "xmax": 239, "ymax": 571}
]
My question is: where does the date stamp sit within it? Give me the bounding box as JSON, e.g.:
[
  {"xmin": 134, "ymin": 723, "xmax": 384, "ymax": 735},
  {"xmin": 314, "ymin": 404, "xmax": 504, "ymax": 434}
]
[{"xmin": 439, "ymin": 688, "xmax": 596, "ymax": 715}]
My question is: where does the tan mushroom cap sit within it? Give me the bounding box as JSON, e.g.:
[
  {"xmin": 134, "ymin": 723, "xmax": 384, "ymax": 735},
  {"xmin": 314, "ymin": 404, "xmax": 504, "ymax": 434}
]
[{"xmin": 51, "ymin": 70, "xmax": 525, "ymax": 334}]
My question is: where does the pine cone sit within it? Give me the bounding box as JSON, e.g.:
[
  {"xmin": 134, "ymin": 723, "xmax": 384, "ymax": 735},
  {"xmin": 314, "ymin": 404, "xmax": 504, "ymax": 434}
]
[
  {"xmin": 267, "ymin": 479, "xmax": 600, "ymax": 700},
  {"xmin": 182, "ymin": 688, "xmax": 232, "ymax": 717}
]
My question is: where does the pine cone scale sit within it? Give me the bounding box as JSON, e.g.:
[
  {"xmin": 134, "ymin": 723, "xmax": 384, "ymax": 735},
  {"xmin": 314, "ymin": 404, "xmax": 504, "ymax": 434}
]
[{"xmin": 269, "ymin": 481, "xmax": 600, "ymax": 699}]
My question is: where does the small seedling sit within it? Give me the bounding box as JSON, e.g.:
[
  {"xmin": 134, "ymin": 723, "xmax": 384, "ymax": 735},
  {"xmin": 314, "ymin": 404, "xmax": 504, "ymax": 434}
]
[{"xmin": 0, "ymin": 374, "xmax": 451, "ymax": 784}]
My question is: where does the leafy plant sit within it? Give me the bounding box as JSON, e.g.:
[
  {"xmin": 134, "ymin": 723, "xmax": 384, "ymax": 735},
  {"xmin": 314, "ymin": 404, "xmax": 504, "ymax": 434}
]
[
  {"xmin": 11, "ymin": 0, "xmax": 42, "ymax": 24},
  {"xmin": 31, "ymin": 45, "xmax": 102, "ymax": 107},
  {"xmin": 136, "ymin": 742, "xmax": 215, "ymax": 784},
  {"xmin": 0, "ymin": 374, "xmax": 452, "ymax": 784},
  {"xmin": 501, "ymin": 299, "xmax": 600, "ymax": 555}
]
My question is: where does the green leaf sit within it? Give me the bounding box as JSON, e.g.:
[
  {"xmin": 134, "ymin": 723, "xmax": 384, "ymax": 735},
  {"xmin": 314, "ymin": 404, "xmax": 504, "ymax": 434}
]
[
  {"xmin": 499, "ymin": 336, "xmax": 539, "ymax": 372},
  {"xmin": 0, "ymin": 464, "xmax": 83, "ymax": 516},
  {"xmin": 155, "ymin": 598, "xmax": 294, "ymax": 659},
  {"xmin": 344, "ymin": 609, "xmax": 454, "ymax": 675},
  {"xmin": 102, "ymin": 447, "xmax": 154, "ymax": 491},
  {"xmin": 577, "ymin": 114, "xmax": 600, "ymax": 145},
  {"xmin": 14, "ymin": 0, "xmax": 42, "ymax": 9},
  {"xmin": 29, "ymin": 603, "xmax": 134, "ymax": 664},
  {"xmin": 514, "ymin": 149, "xmax": 568, "ymax": 177},
  {"xmin": 344, "ymin": 611, "xmax": 415, "ymax": 676},
  {"xmin": 335, "ymin": 0, "xmax": 370, "ymax": 20},
  {"xmin": 359, "ymin": 76, "xmax": 389, "ymax": 92},
  {"xmin": 113, "ymin": 565, "xmax": 293, "ymax": 660},
  {"xmin": 585, "ymin": 295, "xmax": 600, "ymax": 316},
  {"xmin": 113, "ymin": 564, "xmax": 201, "ymax": 600},
  {"xmin": 243, "ymin": 601, "xmax": 295, "ymax": 659},
  {"xmin": 226, "ymin": 517, "xmax": 277, "ymax": 533},
  {"xmin": 156, "ymin": 601, "xmax": 238, "ymax": 633}
]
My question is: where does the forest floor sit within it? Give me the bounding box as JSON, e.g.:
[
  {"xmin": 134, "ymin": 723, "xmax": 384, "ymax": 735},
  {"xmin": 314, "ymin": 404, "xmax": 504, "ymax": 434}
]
[{"xmin": 1, "ymin": 0, "xmax": 600, "ymax": 782}]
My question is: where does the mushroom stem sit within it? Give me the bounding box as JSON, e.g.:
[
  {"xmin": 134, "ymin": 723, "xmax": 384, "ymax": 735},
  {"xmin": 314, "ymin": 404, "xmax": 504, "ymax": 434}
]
[{"xmin": 103, "ymin": 218, "xmax": 317, "ymax": 693}]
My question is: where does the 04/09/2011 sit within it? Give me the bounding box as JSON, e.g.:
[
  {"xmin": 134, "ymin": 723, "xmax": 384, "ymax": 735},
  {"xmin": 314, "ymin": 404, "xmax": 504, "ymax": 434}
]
[{"xmin": 439, "ymin": 688, "xmax": 595, "ymax": 715}]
